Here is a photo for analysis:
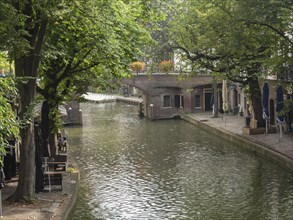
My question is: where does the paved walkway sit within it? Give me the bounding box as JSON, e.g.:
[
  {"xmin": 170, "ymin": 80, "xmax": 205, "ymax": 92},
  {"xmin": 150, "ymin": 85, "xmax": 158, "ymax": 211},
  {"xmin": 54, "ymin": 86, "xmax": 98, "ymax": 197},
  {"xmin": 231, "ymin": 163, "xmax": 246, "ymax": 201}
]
[
  {"xmin": 1, "ymin": 164, "xmax": 78, "ymax": 220},
  {"xmin": 184, "ymin": 112, "xmax": 293, "ymax": 171}
]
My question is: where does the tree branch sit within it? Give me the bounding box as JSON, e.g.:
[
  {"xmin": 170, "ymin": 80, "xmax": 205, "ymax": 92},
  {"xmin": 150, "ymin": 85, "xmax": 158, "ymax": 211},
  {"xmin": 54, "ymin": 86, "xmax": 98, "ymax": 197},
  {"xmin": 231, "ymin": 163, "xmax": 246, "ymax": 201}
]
[
  {"xmin": 34, "ymin": 19, "xmax": 48, "ymax": 55},
  {"xmin": 225, "ymin": 72, "xmax": 248, "ymax": 84},
  {"xmin": 71, "ymin": 48, "xmax": 93, "ymax": 70},
  {"xmin": 171, "ymin": 45, "xmax": 223, "ymax": 62},
  {"xmin": 70, "ymin": 61, "xmax": 101, "ymax": 74},
  {"xmin": 246, "ymin": 20, "xmax": 293, "ymax": 46},
  {"xmin": 36, "ymin": 86, "xmax": 47, "ymax": 98}
]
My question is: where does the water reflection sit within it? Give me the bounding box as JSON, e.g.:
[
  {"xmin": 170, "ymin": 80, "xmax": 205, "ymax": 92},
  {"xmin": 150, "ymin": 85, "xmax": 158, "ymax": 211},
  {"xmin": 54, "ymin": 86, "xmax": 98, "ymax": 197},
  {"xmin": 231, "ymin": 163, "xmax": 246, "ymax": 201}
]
[{"xmin": 66, "ymin": 102, "xmax": 293, "ymax": 220}]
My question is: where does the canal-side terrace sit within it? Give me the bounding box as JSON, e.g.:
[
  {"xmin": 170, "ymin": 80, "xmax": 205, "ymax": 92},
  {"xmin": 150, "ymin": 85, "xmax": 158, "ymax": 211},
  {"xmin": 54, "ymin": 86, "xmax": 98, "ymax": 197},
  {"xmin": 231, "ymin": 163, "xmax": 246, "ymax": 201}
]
[{"xmin": 183, "ymin": 112, "xmax": 293, "ymax": 172}]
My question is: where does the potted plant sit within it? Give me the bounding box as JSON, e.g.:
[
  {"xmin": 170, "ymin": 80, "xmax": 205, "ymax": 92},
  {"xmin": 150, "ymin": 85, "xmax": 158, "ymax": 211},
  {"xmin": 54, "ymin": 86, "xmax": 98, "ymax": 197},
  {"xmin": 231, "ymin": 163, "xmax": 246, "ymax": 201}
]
[
  {"xmin": 130, "ymin": 61, "xmax": 145, "ymax": 75},
  {"xmin": 158, "ymin": 60, "xmax": 174, "ymax": 73}
]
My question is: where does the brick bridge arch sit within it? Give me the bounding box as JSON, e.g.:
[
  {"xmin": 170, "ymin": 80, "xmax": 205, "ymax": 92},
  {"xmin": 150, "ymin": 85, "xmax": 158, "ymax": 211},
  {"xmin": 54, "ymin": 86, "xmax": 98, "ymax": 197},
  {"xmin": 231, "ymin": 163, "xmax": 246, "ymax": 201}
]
[{"xmin": 121, "ymin": 74, "xmax": 214, "ymax": 120}]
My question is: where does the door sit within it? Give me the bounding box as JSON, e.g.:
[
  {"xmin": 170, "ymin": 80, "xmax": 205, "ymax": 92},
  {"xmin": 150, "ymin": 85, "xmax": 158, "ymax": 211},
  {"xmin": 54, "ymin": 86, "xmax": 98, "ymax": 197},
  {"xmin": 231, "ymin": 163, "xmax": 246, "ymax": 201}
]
[{"xmin": 205, "ymin": 92, "xmax": 213, "ymax": 111}]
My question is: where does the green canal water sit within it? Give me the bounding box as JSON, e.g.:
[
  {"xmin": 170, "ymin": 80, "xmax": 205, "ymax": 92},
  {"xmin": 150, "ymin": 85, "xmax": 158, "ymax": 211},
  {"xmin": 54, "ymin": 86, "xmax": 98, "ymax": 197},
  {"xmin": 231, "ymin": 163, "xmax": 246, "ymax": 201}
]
[{"xmin": 66, "ymin": 102, "xmax": 293, "ymax": 220}]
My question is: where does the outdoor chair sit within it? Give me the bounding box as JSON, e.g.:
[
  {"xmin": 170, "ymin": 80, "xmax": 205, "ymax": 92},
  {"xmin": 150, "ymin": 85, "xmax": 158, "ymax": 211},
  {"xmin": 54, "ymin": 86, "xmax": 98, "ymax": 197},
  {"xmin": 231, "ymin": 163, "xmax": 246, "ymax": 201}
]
[{"xmin": 43, "ymin": 157, "xmax": 64, "ymax": 191}]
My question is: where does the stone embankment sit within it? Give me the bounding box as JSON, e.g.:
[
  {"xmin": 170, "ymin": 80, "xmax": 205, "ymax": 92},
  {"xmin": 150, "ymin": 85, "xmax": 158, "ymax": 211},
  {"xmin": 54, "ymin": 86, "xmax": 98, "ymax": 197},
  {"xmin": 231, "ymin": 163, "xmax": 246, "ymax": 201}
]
[{"xmin": 182, "ymin": 113, "xmax": 293, "ymax": 172}]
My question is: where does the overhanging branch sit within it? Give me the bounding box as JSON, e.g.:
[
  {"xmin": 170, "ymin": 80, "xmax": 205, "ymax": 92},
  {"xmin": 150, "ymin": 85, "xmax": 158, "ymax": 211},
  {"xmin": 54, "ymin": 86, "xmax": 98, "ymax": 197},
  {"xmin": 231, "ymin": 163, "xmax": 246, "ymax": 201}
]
[
  {"xmin": 171, "ymin": 45, "xmax": 224, "ymax": 62},
  {"xmin": 70, "ymin": 61, "xmax": 101, "ymax": 74},
  {"xmin": 246, "ymin": 20, "xmax": 293, "ymax": 46}
]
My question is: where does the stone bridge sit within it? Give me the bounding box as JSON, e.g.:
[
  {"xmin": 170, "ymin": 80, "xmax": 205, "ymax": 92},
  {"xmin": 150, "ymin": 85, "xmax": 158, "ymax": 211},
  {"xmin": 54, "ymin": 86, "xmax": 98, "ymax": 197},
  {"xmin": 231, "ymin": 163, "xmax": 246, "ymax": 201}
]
[{"xmin": 121, "ymin": 74, "xmax": 215, "ymax": 120}]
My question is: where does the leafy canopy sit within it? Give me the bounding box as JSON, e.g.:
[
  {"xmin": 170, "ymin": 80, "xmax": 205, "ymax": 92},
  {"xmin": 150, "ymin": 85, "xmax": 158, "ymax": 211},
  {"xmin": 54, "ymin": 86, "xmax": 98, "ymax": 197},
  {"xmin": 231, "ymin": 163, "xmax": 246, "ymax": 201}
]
[
  {"xmin": 169, "ymin": 0, "xmax": 293, "ymax": 81},
  {"xmin": 38, "ymin": 0, "xmax": 160, "ymax": 131}
]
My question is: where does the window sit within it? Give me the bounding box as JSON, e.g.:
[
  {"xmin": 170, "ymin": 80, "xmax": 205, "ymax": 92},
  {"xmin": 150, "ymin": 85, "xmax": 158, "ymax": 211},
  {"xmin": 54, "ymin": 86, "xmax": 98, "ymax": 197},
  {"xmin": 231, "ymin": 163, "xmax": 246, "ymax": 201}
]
[
  {"xmin": 163, "ymin": 95, "xmax": 171, "ymax": 107},
  {"xmin": 195, "ymin": 95, "xmax": 201, "ymax": 108}
]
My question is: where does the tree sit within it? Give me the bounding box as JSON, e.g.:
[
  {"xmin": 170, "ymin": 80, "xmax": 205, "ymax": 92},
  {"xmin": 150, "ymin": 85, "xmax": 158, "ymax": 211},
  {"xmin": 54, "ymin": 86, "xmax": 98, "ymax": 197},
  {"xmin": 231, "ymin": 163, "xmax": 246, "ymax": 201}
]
[
  {"xmin": 169, "ymin": 0, "xmax": 293, "ymax": 127},
  {"xmin": 0, "ymin": 0, "xmax": 165, "ymax": 201},
  {"xmin": 2, "ymin": 0, "xmax": 66, "ymax": 201},
  {"xmin": 231, "ymin": 0, "xmax": 293, "ymax": 82},
  {"xmin": 0, "ymin": 0, "xmax": 160, "ymax": 200},
  {"xmin": 139, "ymin": 0, "xmax": 176, "ymax": 72},
  {"xmin": 37, "ymin": 0, "xmax": 157, "ymax": 155}
]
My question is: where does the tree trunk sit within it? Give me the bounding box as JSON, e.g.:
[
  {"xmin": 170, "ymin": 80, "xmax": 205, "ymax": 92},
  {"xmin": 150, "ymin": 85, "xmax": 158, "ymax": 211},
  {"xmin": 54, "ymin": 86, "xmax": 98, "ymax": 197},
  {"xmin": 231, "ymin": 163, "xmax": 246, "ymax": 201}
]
[
  {"xmin": 41, "ymin": 100, "xmax": 57, "ymax": 157},
  {"xmin": 41, "ymin": 101, "xmax": 51, "ymax": 157},
  {"xmin": 49, "ymin": 132, "xmax": 57, "ymax": 157},
  {"xmin": 13, "ymin": 58, "xmax": 37, "ymax": 201},
  {"xmin": 15, "ymin": 123, "xmax": 36, "ymax": 200},
  {"xmin": 11, "ymin": 1, "xmax": 48, "ymax": 201},
  {"xmin": 39, "ymin": 81, "xmax": 60, "ymax": 157},
  {"xmin": 248, "ymin": 77, "xmax": 265, "ymax": 128},
  {"xmin": 48, "ymin": 93, "xmax": 59, "ymax": 157}
]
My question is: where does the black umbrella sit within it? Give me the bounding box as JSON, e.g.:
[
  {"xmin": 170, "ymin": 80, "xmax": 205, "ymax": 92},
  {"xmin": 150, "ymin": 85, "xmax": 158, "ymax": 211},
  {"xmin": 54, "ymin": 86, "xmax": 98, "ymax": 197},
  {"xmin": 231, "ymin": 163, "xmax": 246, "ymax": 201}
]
[{"xmin": 276, "ymin": 86, "xmax": 285, "ymax": 124}]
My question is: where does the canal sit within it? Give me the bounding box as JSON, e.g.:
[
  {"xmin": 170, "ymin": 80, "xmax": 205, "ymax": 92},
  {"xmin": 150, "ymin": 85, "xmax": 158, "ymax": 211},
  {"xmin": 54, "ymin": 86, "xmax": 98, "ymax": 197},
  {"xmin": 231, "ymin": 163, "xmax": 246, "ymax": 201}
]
[{"xmin": 66, "ymin": 102, "xmax": 293, "ymax": 220}]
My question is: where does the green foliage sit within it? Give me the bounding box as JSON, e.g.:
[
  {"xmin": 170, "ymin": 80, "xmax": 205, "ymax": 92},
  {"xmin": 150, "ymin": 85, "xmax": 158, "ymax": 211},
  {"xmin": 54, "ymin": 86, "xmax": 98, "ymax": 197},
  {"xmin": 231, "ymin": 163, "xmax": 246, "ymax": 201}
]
[
  {"xmin": 0, "ymin": 2, "xmax": 28, "ymax": 53},
  {"xmin": 283, "ymin": 99, "xmax": 293, "ymax": 115},
  {"xmin": 18, "ymin": 98, "xmax": 40, "ymax": 129},
  {"xmin": 0, "ymin": 77, "xmax": 19, "ymax": 160},
  {"xmin": 167, "ymin": 0, "xmax": 292, "ymax": 126},
  {"xmin": 169, "ymin": 0, "xmax": 292, "ymax": 81},
  {"xmin": 37, "ymin": 0, "xmax": 158, "ymax": 132},
  {"xmin": 0, "ymin": 52, "xmax": 13, "ymax": 74},
  {"xmin": 139, "ymin": 0, "xmax": 175, "ymax": 71}
]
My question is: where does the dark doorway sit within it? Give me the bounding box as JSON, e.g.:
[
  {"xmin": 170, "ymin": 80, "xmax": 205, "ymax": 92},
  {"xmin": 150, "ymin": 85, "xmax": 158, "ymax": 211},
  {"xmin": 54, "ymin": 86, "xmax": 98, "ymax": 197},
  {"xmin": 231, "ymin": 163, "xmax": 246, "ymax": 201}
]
[
  {"xmin": 219, "ymin": 91, "xmax": 223, "ymax": 113},
  {"xmin": 175, "ymin": 94, "xmax": 184, "ymax": 108},
  {"xmin": 175, "ymin": 95, "xmax": 180, "ymax": 108},
  {"xmin": 205, "ymin": 92, "xmax": 213, "ymax": 111},
  {"xmin": 233, "ymin": 89, "xmax": 238, "ymax": 107}
]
